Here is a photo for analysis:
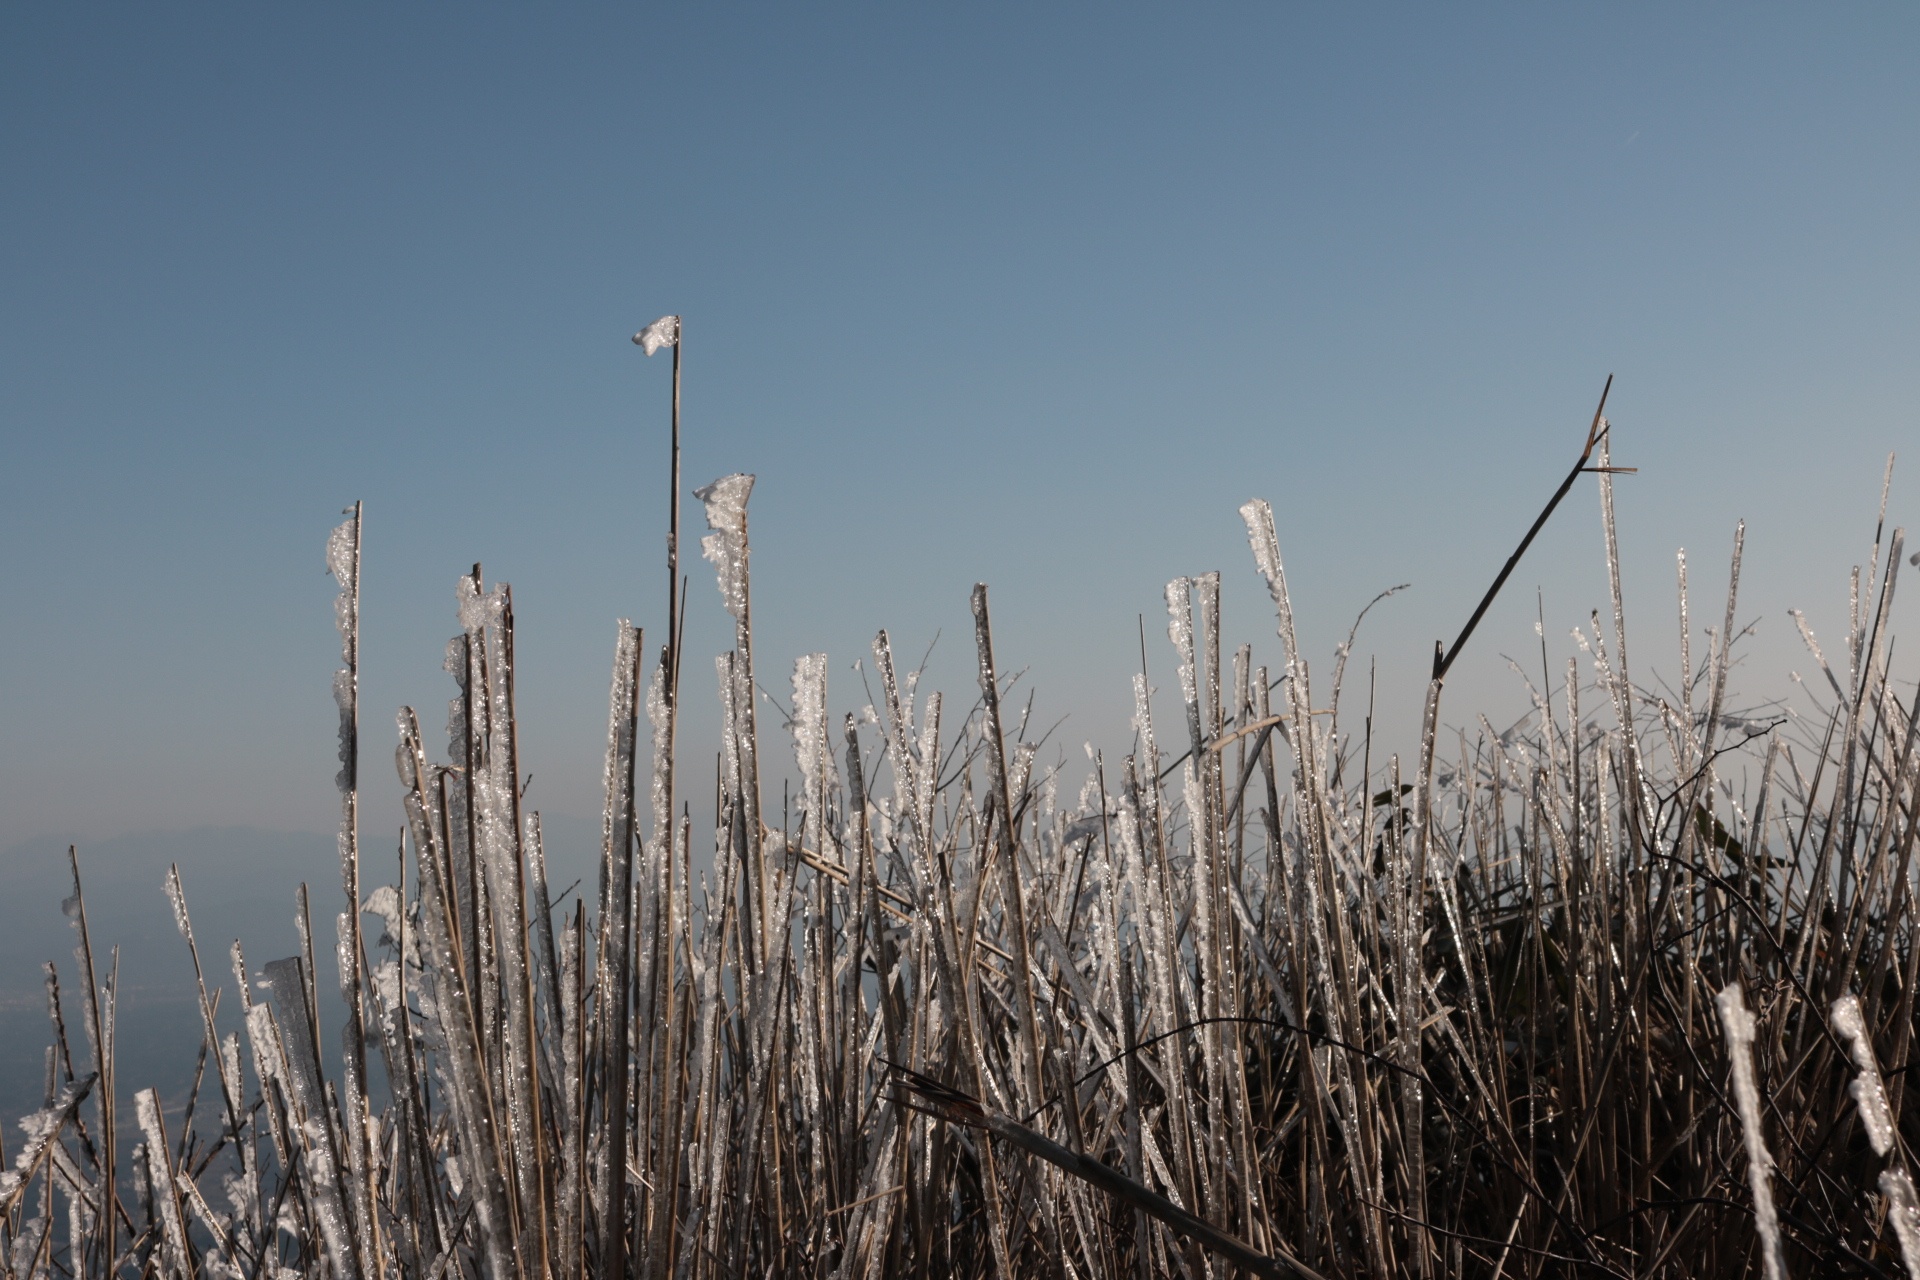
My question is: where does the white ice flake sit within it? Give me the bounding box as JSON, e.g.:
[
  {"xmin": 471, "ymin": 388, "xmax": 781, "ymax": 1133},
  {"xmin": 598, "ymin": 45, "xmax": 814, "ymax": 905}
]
[
  {"xmin": 633, "ymin": 314, "xmax": 680, "ymax": 356},
  {"xmin": 362, "ymin": 885, "xmax": 404, "ymax": 946}
]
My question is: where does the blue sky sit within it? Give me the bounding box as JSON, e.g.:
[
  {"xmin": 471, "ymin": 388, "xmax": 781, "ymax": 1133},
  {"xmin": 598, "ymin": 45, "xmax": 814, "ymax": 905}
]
[{"xmin": 3, "ymin": 4, "xmax": 1916, "ymax": 850}]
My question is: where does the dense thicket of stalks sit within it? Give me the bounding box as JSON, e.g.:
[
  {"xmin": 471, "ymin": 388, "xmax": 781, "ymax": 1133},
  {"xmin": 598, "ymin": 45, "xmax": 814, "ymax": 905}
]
[{"xmin": 6, "ymin": 442, "xmax": 1920, "ymax": 1279}]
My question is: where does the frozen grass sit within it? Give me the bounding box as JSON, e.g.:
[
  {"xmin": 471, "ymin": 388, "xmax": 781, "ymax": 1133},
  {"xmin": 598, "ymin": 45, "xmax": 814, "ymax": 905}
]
[{"xmin": 5, "ymin": 412, "xmax": 1920, "ymax": 1279}]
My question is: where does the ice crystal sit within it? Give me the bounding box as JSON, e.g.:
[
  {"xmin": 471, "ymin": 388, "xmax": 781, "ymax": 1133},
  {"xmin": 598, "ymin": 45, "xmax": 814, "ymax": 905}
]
[
  {"xmin": 696, "ymin": 473, "xmax": 755, "ymax": 620},
  {"xmin": 1832, "ymin": 993, "xmax": 1894, "ymax": 1156},
  {"xmin": 1717, "ymin": 984, "xmax": 1785, "ymax": 1280}
]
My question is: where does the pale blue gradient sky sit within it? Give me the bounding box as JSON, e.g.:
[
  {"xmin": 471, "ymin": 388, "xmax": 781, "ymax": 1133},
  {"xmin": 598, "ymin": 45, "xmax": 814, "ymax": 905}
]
[{"xmin": 3, "ymin": 4, "xmax": 1916, "ymax": 855}]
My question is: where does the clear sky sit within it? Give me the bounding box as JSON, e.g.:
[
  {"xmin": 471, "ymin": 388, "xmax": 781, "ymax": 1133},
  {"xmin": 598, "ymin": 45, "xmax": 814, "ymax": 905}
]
[{"xmin": 4, "ymin": 4, "xmax": 1916, "ymax": 854}]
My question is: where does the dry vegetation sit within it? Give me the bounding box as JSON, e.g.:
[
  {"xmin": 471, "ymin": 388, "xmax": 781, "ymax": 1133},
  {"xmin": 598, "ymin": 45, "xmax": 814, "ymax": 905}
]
[{"xmin": 4, "ymin": 399, "xmax": 1919, "ymax": 1279}]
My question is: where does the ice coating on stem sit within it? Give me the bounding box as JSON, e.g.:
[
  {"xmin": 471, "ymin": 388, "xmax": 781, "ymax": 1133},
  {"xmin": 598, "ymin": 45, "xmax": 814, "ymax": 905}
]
[
  {"xmin": 176, "ymin": 1170, "xmax": 238, "ymax": 1280},
  {"xmin": 917, "ymin": 691, "xmax": 943, "ymax": 834},
  {"xmin": 326, "ymin": 513, "xmax": 357, "ymax": 663},
  {"xmin": 135, "ymin": 1089, "xmax": 191, "ymax": 1280},
  {"xmin": 330, "ymin": 669, "xmax": 356, "ymax": 795},
  {"xmin": 1129, "ymin": 674, "xmax": 1161, "ymax": 840},
  {"xmin": 696, "ymin": 473, "xmax": 755, "ymax": 620},
  {"xmin": 1832, "ymin": 993, "xmax": 1894, "ymax": 1156},
  {"xmin": 327, "ymin": 510, "xmax": 359, "ymax": 794},
  {"xmin": 1717, "ymin": 983, "xmax": 1786, "ymax": 1280},
  {"xmin": 715, "ymin": 654, "xmax": 743, "ymax": 816},
  {"xmin": 442, "ymin": 634, "xmax": 470, "ymax": 764},
  {"xmin": 0, "ymin": 1076, "xmax": 88, "ymax": 1207},
  {"xmin": 1882, "ymin": 1168, "xmax": 1920, "ymax": 1280},
  {"xmin": 218, "ymin": 1030, "xmax": 245, "ymax": 1147},
  {"xmin": 1008, "ymin": 739, "xmax": 1035, "ymax": 815},
  {"xmin": 602, "ymin": 621, "xmax": 641, "ymax": 876},
  {"xmin": 454, "ymin": 571, "xmax": 497, "ymax": 638},
  {"xmin": 791, "ymin": 653, "xmax": 838, "ymax": 817},
  {"xmin": 645, "ymin": 658, "xmax": 671, "ymax": 852},
  {"xmin": 164, "ymin": 866, "xmax": 191, "ymax": 940},
  {"xmin": 1166, "ymin": 577, "xmax": 1198, "ymax": 710},
  {"xmin": 1241, "ymin": 499, "xmax": 1311, "ymax": 714},
  {"xmin": 1240, "ymin": 499, "xmax": 1281, "ymax": 581},
  {"xmin": 335, "ymin": 911, "xmax": 358, "ymax": 1002}
]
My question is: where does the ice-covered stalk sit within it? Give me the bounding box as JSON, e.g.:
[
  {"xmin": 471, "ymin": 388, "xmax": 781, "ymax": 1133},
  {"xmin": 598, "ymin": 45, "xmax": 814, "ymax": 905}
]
[
  {"xmin": 0, "ymin": 1074, "xmax": 94, "ymax": 1216},
  {"xmin": 1241, "ymin": 499, "xmax": 1387, "ymax": 1276},
  {"xmin": 1167, "ymin": 573, "xmax": 1229, "ymax": 1214},
  {"xmin": 790, "ymin": 651, "xmax": 838, "ymax": 1189},
  {"xmin": 61, "ymin": 849, "xmax": 114, "ymax": 1279},
  {"xmin": 470, "ymin": 582, "xmax": 550, "ymax": 1265},
  {"xmin": 445, "ymin": 623, "xmax": 485, "ymax": 1041},
  {"xmin": 1718, "ymin": 983, "xmax": 1786, "ymax": 1280},
  {"xmin": 366, "ymin": 874, "xmax": 442, "ymax": 1270},
  {"xmin": 637, "ymin": 326, "xmax": 689, "ymax": 1273},
  {"xmin": 1830, "ymin": 993, "xmax": 1920, "ymax": 1273},
  {"xmin": 594, "ymin": 622, "xmax": 643, "ymax": 1280},
  {"xmin": 260, "ymin": 956, "xmax": 364, "ymax": 1280},
  {"xmin": 1397, "ymin": 674, "xmax": 1440, "ymax": 1274},
  {"xmin": 1683, "ymin": 524, "xmax": 1745, "ymax": 860},
  {"xmin": 1882, "ymin": 1169, "xmax": 1920, "ymax": 1280},
  {"xmin": 971, "ymin": 585, "xmax": 1047, "ymax": 1115},
  {"xmin": 524, "ymin": 810, "xmax": 563, "ymax": 1081},
  {"xmin": 326, "ymin": 502, "xmax": 377, "ymax": 1278},
  {"xmin": 557, "ymin": 903, "xmax": 585, "ymax": 1280},
  {"xmin": 397, "ymin": 707, "xmax": 521, "ymax": 1280},
  {"xmin": 1833, "ymin": 994, "xmax": 1895, "ymax": 1156},
  {"xmin": 162, "ymin": 865, "xmax": 256, "ymax": 1243},
  {"xmin": 633, "ymin": 657, "xmax": 676, "ymax": 1262},
  {"xmin": 1594, "ymin": 429, "xmax": 1649, "ymax": 831},
  {"xmin": 697, "ymin": 473, "xmax": 765, "ymax": 966},
  {"xmin": 133, "ymin": 1089, "xmax": 191, "ymax": 1280}
]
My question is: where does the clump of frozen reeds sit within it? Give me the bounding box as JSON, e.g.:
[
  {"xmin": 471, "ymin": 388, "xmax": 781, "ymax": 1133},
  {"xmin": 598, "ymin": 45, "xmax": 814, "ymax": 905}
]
[{"xmin": 7, "ymin": 402, "xmax": 1920, "ymax": 1280}]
